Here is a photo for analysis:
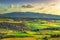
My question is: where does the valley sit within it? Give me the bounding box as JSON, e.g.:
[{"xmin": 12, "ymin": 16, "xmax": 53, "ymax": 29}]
[{"xmin": 0, "ymin": 18, "xmax": 60, "ymax": 40}]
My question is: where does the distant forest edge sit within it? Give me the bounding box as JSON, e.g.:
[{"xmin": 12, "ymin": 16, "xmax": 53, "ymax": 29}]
[{"xmin": 0, "ymin": 12, "xmax": 60, "ymax": 20}]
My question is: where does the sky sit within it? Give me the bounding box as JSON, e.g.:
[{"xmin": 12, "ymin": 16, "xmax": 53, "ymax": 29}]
[
  {"xmin": 0, "ymin": 0, "xmax": 54, "ymax": 4},
  {"xmin": 0, "ymin": 0, "xmax": 60, "ymax": 15}
]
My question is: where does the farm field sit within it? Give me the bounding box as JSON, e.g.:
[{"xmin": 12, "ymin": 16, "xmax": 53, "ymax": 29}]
[{"xmin": 0, "ymin": 18, "xmax": 60, "ymax": 40}]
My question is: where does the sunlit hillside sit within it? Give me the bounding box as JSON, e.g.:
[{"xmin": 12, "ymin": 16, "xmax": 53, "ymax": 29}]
[{"xmin": 0, "ymin": 17, "xmax": 60, "ymax": 40}]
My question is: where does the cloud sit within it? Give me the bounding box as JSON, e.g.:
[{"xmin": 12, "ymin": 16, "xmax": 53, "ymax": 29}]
[
  {"xmin": 50, "ymin": 4, "xmax": 56, "ymax": 6},
  {"xmin": 21, "ymin": 4, "xmax": 34, "ymax": 8},
  {"xmin": 0, "ymin": 3, "xmax": 60, "ymax": 15}
]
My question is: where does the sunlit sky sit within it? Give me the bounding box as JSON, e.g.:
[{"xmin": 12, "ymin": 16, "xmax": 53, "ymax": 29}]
[{"xmin": 0, "ymin": 0, "xmax": 60, "ymax": 15}]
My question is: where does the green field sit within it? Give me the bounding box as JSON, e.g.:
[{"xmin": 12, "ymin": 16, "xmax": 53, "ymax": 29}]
[{"xmin": 0, "ymin": 18, "xmax": 60, "ymax": 40}]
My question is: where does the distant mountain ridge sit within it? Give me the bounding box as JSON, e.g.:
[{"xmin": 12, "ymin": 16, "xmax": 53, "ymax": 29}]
[{"xmin": 0, "ymin": 12, "xmax": 60, "ymax": 19}]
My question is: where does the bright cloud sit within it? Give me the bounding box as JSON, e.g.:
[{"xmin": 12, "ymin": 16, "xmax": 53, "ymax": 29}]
[{"xmin": 0, "ymin": 3, "xmax": 60, "ymax": 15}]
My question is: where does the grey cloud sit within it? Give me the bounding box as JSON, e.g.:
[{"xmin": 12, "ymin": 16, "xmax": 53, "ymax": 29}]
[{"xmin": 21, "ymin": 4, "xmax": 34, "ymax": 8}]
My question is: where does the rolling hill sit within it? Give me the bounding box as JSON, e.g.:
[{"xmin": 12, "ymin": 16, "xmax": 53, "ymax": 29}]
[
  {"xmin": 0, "ymin": 12, "xmax": 60, "ymax": 19},
  {"xmin": 0, "ymin": 12, "xmax": 60, "ymax": 31}
]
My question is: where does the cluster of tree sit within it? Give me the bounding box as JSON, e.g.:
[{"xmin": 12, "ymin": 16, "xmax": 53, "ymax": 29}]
[
  {"xmin": 0, "ymin": 22, "xmax": 30, "ymax": 32},
  {"xmin": 51, "ymin": 34, "xmax": 60, "ymax": 38}
]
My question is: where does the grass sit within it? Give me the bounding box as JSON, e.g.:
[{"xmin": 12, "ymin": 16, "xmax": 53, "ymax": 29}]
[{"xmin": 0, "ymin": 18, "xmax": 60, "ymax": 40}]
